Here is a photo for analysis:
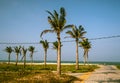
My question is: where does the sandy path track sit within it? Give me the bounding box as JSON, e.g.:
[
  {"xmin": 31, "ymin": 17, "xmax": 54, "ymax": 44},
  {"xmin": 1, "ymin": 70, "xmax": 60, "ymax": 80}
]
[{"xmin": 85, "ymin": 65, "xmax": 120, "ymax": 83}]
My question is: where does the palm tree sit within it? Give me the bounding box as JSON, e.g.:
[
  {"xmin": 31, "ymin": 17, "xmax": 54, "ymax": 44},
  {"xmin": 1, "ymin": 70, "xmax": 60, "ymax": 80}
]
[
  {"xmin": 28, "ymin": 46, "xmax": 35, "ymax": 65},
  {"xmin": 40, "ymin": 40, "xmax": 49, "ymax": 66},
  {"xmin": 52, "ymin": 41, "xmax": 62, "ymax": 63},
  {"xmin": 21, "ymin": 46, "xmax": 27, "ymax": 68},
  {"xmin": 14, "ymin": 46, "xmax": 21, "ymax": 66},
  {"xmin": 4, "ymin": 46, "xmax": 13, "ymax": 64},
  {"xmin": 66, "ymin": 25, "xmax": 86, "ymax": 70},
  {"xmin": 79, "ymin": 38, "xmax": 91, "ymax": 65},
  {"xmin": 40, "ymin": 7, "xmax": 73, "ymax": 75}
]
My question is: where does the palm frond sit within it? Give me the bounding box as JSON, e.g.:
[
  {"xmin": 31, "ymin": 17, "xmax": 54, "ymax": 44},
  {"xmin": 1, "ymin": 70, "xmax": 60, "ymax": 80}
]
[
  {"xmin": 40, "ymin": 40, "xmax": 49, "ymax": 50},
  {"xmin": 46, "ymin": 10, "xmax": 56, "ymax": 20},
  {"xmin": 62, "ymin": 24, "xmax": 74, "ymax": 31},
  {"xmin": 40, "ymin": 29, "xmax": 55, "ymax": 38},
  {"xmin": 5, "ymin": 46, "xmax": 13, "ymax": 53},
  {"xmin": 79, "ymin": 38, "xmax": 91, "ymax": 49},
  {"xmin": 47, "ymin": 10, "xmax": 59, "ymax": 28},
  {"xmin": 60, "ymin": 7, "xmax": 66, "ymax": 17},
  {"xmin": 66, "ymin": 30, "xmax": 75, "ymax": 38}
]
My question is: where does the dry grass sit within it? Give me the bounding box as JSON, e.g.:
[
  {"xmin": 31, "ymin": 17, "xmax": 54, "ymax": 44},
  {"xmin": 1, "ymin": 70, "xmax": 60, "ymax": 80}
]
[{"xmin": 0, "ymin": 63, "xmax": 98, "ymax": 83}]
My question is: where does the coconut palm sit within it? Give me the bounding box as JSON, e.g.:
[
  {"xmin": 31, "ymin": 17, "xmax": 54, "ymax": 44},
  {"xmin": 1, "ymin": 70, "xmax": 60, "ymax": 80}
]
[
  {"xmin": 52, "ymin": 41, "xmax": 62, "ymax": 63},
  {"xmin": 40, "ymin": 40, "xmax": 49, "ymax": 66},
  {"xmin": 14, "ymin": 46, "xmax": 21, "ymax": 66},
  {"xmin": 28, "ymin": 46, "xmax": 35, "ymax": 65},
  {"xmin": 21, "ymin": 46, "xmax": 27, "ymax": 68},
  {"xmin": 40, "ymin": 7, "xmax": 73, "ymax": 75},
  {"xmin": 4, "ymin": 46, "xmax": 13, "ymax": 64},
  {"xmin": 79, "ymin": 38, "xmax": 91, "ymax": 65},
  {"xmin": 66, "ymin": 25, "xmax": 86, "ymax": 69}
]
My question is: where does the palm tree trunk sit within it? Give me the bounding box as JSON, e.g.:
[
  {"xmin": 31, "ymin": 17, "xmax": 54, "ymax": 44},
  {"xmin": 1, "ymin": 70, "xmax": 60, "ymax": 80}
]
[
  {"xmin": 83, "ymin": 49, "xmax": 86, "ymax": 65},
  {"xmin": 16, "ymin": 54, "xmax": 18, "ymax": 66},
  {"xmin": 8, "ymin": 53, "xmax": 10, "ymax": 65},
  {"xmin": 57, "ymin": 33, "xmax": 61, "ymax": 75},
  {"xmin": 24, "ymin": 55, "xmax": 26, "ymax": 68},
  {"xmin": 76, "ymin": 39, "xmax": 79, "ymax": 70},
  {"xmin": 86, "ymin": 50, "xmax": 89, "ymax": 65},
  {"xmin": 31, "ymin": 54, "xmax": 33, "ymax": 65},
  {"xmin": 44, "ymin": 49, "xmax": 47, "ymax": 67},
  {"xmin": 57, "ymin": 50, "xmax": 58, "ymax": 64}
]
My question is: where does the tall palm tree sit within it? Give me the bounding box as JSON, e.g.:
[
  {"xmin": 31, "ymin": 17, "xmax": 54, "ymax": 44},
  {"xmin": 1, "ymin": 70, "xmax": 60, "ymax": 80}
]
[
  {"xmin": 66, "ymin": 25, "xmax": 86, "ymax": 70},
  {"xmin": 4, "ymin": 46, "xmax": 13, "ymax": 64},
  {"xmin": 79, "ymin": 38, "xmax": 91, "ymax": 65},
  {"xmin": 40, "ymin": 7, "xmax": 73, "ymax": 75},
  {"xmin": 28, "ymin": 46, "xmax": 35, "ymax": 65},
  {"xmin": 14, "ymin": 46, "xmax": 21, "ymax": 66},
  {"xmin": 21, "ymin": 46, "xmax": 27, "ymax": 68},
  {"xmin": 40, "ymin": 40, "xmax": 49, "ymax": 66},
  {"xmin": 52, "ymin": 41, "xmax": 62, "ymax": 63}
]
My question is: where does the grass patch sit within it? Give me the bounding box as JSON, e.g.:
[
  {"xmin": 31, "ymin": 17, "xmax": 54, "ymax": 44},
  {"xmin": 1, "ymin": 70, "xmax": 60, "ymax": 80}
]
[
  {"xmin": 0, "ymin": 63, "xmax": 98, "ymax": 82},
  {"xmin": 62, "ymin": 65, "xmax": 99, "ymax": 73},
  {"xmin": 116, "ymin": 65, "xmax": 120, "ymax": 69}
]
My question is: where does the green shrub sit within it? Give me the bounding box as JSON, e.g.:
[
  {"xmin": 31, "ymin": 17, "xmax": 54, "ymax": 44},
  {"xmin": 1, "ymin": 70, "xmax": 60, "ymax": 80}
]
[{"xmin": 116, "ymin": 65, "xmax": 120, "ymax": 69}]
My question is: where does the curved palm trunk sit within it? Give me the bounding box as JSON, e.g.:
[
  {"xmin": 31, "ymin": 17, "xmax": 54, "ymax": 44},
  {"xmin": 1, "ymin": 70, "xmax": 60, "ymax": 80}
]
[
  {"xmin": 76, "ymin": 39, "xmax": 79, "ymax": 70},
  {"xmin": 57, "ymin": 33, "xmax": 61, "ymax": 75},
  {"xmin": 16, "ymin": 53, "xmax": 18, "ymax": 66},
  {"xmin": 44, "ymin": 49, "xmax": 47, "ymax": 67},
  {"xmin": 8, "ymin": 53, "xmax": 10, "ymax": 64}
]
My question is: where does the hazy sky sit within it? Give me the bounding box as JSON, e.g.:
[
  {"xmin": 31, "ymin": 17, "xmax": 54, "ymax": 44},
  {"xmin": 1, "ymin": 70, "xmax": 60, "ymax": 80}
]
[{"xmin": 0, "ymin": 0, "xmax": 120, "ymax": 62}]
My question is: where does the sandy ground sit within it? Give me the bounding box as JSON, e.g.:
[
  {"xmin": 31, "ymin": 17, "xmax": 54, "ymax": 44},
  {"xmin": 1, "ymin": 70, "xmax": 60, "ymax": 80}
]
[
  {"xmin": 70, "ymin": 65, "xmax": 120, "ymax": 83},
  {"xmin": 1, "ymin": 62, "xmax": 120, "ymax": 83},
  {"xmin": 85, "ymin": 65, "xmax": 120, "ymax": 83}
]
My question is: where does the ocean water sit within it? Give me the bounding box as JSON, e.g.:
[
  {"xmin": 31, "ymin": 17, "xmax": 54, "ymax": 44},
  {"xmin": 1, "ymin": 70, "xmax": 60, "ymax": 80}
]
[{"xmin": 0, "ymin": 60, "xmax": 120, "ymax": 65}]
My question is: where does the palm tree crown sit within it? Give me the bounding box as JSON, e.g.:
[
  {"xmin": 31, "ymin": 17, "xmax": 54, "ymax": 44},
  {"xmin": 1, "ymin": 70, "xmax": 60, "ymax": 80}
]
[
  {"xmin": 28, "ymin": 46, "xmax": 35, "ymax": 64},
  {"xmin": 40, "ymin": 7, "xmax": 73, "ymax": 38},
  {"xmin": 40, "ymin": 40, "xmax": 49, "ymax": 51},
  {"xmin": 28, "ymin": 46, "xmax": 35, "ymax": 56},
  {"xmin": 5, "ymin": 46, "xmax": 13, "ymax": 54},
  {"xmin": 40, "ymin": 7, "xmax": 73, "ymax": 75},
  {"xmin": 66, "ymin": 25, "xmax": 86, "ymax": 40},
  {"xmin": 79, "ymin": 38, "xmax": 91, "ymax": 50},
  {"xmin": 22, "ymin": 47, "xmax": 27, "ymax": 68},
  {"xmin": 5, "ymin": 46, "xmax": 13, "ymax": 64},
  {"xmin": 66, "ymin": 25, "xmax": 86, "ymax": 70},
  {"xmin": 40, "ymin": 40, "xmax": 49, "ymax": 66},
  {"xmin": 14, "ymin": 46, "xmax": 21, "ymax": 54},
  {"xmin": 14, "ymin": 46, "xmax": 21, "ymax": 66},
  {"xmin": 52, "ymin": 41, "xmax": 62, "ymax": 50},
  {"xmin": 79, "ymin": 38, "xmax": 91, "ymax": 65}
]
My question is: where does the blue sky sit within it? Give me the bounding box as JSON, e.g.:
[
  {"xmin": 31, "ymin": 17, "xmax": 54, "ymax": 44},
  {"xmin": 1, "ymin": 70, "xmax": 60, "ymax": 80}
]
[{"xmin": 0, "ymin": 0, "xmax": 120, "ymax": 62}]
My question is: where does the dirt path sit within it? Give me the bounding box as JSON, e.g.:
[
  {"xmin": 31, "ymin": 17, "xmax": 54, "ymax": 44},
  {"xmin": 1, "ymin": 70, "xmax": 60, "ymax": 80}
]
[
  {"xmin": 85, "ymin": 65, "xmax": 120, "ymax": 83},
  {"xmin": 69, "ymin": 65, "xmax": 120, "ymax": 83}
]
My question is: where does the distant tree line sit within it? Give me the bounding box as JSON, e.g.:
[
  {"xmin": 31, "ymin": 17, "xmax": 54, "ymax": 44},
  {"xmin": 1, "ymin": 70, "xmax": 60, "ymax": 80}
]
[{"xmin": 4, "ymin": 46, "xmax": 35, "ymax": 68}]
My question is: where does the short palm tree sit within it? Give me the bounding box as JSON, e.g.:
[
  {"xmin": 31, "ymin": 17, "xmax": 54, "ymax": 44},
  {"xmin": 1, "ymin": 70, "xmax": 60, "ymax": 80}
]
[
  {"xmin": 52, "ymin": 41, "xmax": 62, "ymax": 63},
  {"xmin": 40, "ymin": 7, "xmax": 73, "ymax": 75},
  {"xmin": 66, "ymin": 25, "xmax": 86, "ymax": 70},
  {"xmin": 79, "ymin": 38, "xmax": 91, "ymax": 65},
  {"xmin": 4, "ymin": 46, "xmax": 13, "ymax": 64},
  {"xmin": 40, "ymin": 40, "xmax": 49, "ymax": 66},
  {"xmin": 21, "ymin": 46, "xmax": 27, "ymax": 68},
  {"xmin": 28, "ymin": 46, "xmax": 35, "ymax": 65},
  {"xmin": 14, "ymin": 46, "xmax": 21, "ymax": 66}
]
